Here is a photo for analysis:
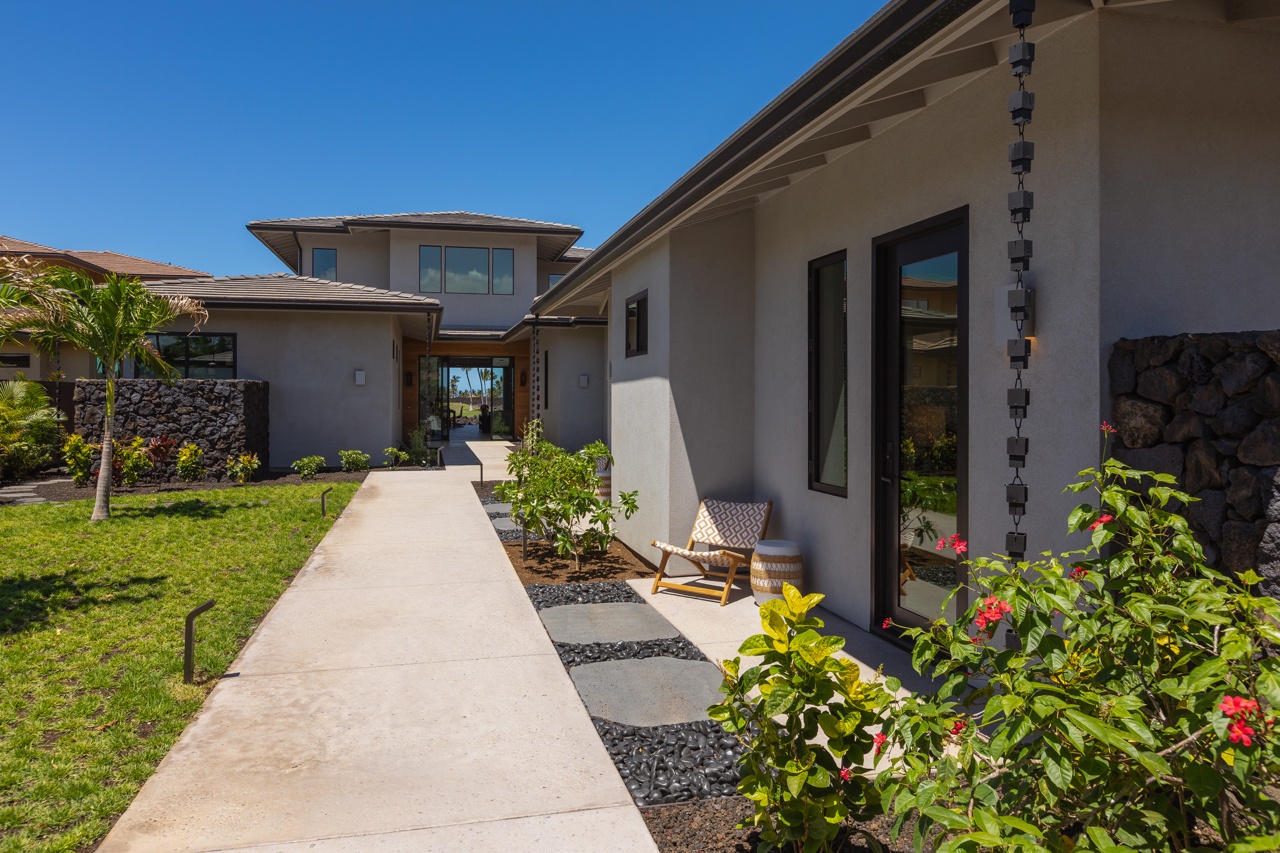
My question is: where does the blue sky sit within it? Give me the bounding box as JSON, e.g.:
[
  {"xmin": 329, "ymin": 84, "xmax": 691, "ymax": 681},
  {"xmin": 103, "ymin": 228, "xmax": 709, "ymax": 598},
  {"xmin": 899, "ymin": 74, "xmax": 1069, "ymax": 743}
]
[{"xmin": 1, "ymin": 2, "xmax": 880, "ymax": 276}]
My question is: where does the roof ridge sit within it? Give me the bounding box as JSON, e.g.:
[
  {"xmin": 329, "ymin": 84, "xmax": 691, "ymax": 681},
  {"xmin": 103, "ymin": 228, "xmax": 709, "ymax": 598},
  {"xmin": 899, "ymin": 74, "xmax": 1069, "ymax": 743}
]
[
  {"xmin": 146, "ymin": 272, "xmax": 440, "ymax": 304},
  {"xmin": 247, "ymin": 210, "xmax": 580, "ymax": 230},
  {"xmin": 65, "ymin": 248, "xmax": 208, "ymax": 274}
]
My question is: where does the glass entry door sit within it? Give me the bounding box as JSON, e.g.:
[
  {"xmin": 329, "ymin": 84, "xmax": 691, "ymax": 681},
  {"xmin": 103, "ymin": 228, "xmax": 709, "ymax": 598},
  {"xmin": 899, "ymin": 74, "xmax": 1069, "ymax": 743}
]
[
  {"xmin": 419, "ymin": 356, "xmax": 449, "ymax": 441},
  {"xmin": 874, "ymin": 214, "xmax": 967, "ymax": 632},
  {"xmin": 419, "ymin": 356, "xmax": 515, "ymax": 441}
]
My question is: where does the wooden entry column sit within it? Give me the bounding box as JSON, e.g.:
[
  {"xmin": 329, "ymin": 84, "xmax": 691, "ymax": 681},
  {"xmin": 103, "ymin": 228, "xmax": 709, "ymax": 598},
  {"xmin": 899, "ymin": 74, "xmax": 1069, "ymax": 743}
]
[{"xmin": 400, "ymin": 337, "xmax": 530, "ymax": 442}]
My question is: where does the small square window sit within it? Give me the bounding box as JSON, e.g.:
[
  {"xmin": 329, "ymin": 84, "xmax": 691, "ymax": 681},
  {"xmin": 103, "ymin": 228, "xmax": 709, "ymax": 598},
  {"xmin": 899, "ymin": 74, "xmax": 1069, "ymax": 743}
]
[
  {"xmin": 312, "ymin": 248, "xmax": 337, "ymax": 281},
  {"xmin": 625, "ymin": 291, "xmax": 648, "ymax": 358}
]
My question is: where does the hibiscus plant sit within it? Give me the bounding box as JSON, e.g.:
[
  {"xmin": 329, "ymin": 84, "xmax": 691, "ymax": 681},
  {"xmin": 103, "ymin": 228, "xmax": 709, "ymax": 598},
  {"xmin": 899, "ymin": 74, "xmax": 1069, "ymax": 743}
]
[{"xmin": 878, "ymin": 452, "xmax": 1280, "ymax": 852}]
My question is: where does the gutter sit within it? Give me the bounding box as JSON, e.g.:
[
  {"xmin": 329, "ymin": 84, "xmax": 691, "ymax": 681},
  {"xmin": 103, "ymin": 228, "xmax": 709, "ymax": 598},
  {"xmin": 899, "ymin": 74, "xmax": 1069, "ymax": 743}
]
[{"xmin": 531, "ymin": 0, "xmax": 982, "ymax": 315}]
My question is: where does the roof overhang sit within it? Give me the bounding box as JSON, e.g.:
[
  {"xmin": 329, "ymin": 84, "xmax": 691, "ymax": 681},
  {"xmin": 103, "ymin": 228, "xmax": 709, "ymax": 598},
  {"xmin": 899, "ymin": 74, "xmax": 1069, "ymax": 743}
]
[{"xmin": 499, "ymin": 314, "xmax": 609, "ymax": 343}]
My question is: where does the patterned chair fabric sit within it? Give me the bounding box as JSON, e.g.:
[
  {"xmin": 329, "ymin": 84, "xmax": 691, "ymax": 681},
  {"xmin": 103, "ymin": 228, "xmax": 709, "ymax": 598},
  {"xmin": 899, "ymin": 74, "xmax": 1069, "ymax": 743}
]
[
  {"xmin": 691, "ymin": 500, "xmax": 773, "ymax": 550},
  {"xmin": 651, "ymin": 542, "xmax": 739, "ymax": 567}
]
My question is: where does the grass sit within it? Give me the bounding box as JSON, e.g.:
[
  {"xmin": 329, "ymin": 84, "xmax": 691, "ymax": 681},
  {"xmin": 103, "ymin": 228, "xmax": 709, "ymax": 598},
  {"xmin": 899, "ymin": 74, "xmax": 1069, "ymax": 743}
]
[{"xmin": 0, "ymin": 482, "xmax": 359, "ymax": 852}]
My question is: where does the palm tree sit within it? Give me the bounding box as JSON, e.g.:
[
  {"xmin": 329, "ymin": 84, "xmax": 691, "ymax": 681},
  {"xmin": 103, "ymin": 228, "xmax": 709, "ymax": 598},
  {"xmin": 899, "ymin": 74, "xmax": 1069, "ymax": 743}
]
[{"xmin": 0, "ymin": 265, "xmax": 206, "ymax": 521}]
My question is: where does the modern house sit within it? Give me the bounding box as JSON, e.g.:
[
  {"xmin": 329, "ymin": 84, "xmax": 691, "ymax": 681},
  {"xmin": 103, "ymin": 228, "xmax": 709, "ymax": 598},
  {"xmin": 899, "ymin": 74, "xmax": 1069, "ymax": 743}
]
[
  {"xmin": 532, "ymin": 0, "xmax": 1280, "ymax": 634},
  {"xmin": 2, "ymin": 214, "xmax": 608, "ymax": 466}
]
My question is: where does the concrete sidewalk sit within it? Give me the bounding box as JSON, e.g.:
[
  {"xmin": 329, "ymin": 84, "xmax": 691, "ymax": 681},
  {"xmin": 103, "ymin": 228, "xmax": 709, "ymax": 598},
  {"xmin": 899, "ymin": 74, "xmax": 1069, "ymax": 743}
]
[{"xmin": 101, "ymin": 460, "xmax": 656, "ymax": 852}]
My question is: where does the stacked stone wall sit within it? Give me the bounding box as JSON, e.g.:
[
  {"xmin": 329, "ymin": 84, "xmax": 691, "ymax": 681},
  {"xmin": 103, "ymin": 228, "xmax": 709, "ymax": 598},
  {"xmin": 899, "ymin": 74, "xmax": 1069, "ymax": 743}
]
[
  {"xmin": 74, "ymin": 380, "xmax": 269, "ymax": 480},
  {"xmin": 1110, "ymin": 331, "xmax": 1280, "ymax": 594}
]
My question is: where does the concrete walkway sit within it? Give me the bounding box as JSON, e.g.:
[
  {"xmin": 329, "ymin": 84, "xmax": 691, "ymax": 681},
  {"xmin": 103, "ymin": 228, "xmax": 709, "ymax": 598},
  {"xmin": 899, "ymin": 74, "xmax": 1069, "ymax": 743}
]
[{"xmin": 101, "ymin": 458, "xmax": 656, "ymax": 852}]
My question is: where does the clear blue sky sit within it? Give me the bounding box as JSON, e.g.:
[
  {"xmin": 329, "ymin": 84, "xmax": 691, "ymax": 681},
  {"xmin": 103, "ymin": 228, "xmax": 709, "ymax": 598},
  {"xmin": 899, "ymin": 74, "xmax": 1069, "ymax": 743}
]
[{"xmin": 1, "ymin": 1, "xmax": 880, "ymax": 276}]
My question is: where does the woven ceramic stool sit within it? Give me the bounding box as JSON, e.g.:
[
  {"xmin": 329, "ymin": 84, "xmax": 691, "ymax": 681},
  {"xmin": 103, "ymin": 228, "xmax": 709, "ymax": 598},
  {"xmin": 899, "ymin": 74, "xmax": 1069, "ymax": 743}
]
[{"xmin": 750, "ymin": 540, "xmax": 804, "ymax": 605}]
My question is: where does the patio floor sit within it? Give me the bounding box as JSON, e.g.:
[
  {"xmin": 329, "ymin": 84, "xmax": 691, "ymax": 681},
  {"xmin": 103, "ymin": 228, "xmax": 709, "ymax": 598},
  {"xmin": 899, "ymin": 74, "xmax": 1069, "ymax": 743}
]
[{"xmin": 99, "ymin": 448, "xmax": 656, "ymax": 852}]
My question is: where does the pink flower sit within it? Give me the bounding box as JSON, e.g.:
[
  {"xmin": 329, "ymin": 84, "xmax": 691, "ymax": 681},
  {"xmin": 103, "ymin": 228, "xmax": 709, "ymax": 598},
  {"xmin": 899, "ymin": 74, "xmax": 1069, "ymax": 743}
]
[
  {"xmin": 873, "ymin": 733, "xmax": 888, "ymax": 755},
  {"xmin": 839, "ymin": 767, "xmax": 853, "ymax": 782},
  {"xmin": 881, "ymin": 618, "xmax": 892, "ymax": 630},
  {"xmin": 936, "ymin": 538, "xmax": 946, "ymax": 551},
  {"xmin": 1069, "ymin": 565, "xmax": 1087, "ymax": 580},
  {"xmin": 973, "ymin": 596, "xmax": 1012, "ymax": 632},
  {"xmin": 1229, "ymin": 720, "xmax": 1257, "ymax": 747},
  {"xmin": 1100, "ymin": 421, "xmax": 1118, "ymax": 435},
  {"xmin": 970, "ymin": 634, "xmax": 982, "ymax": 644},
  {"xmin": 1089, "ymin": 514, "xmax": 1114, "ymax": 531},
  {"xmin": 1220, "ymin": 695, "xmax": 1261, "ymax": 718},
  {"xmin": 938, "ymin": 534, "xmax": 968, "ymax": 555}
]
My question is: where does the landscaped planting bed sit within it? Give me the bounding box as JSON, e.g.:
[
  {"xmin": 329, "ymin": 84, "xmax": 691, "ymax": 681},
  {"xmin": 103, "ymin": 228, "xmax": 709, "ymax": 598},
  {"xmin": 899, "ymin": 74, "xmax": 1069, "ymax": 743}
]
[
  {"xmin": 0, "ymin": 482, "xmax": 359, "ymax": 852},
  {"xmin": 1, "ymin": 468, "xmax": 367, "ymax": 506}
]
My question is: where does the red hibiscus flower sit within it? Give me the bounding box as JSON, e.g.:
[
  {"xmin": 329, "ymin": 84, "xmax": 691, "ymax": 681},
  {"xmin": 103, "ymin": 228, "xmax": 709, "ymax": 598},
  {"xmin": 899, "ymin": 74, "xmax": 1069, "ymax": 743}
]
[
  {"xmin": 873, "ymin": 733, "xmax": 888, "ymax": 755},
  {"xmin": 881, "ymin": 618, "xmax": 892, "ymax": 630},
  {"xmin": 1088, "ymin": 514, "xmax": 1114, "ymax": 531},
  {"xmin": 839, "ymin": 767, "xmax": 853, "ymax": 782}
]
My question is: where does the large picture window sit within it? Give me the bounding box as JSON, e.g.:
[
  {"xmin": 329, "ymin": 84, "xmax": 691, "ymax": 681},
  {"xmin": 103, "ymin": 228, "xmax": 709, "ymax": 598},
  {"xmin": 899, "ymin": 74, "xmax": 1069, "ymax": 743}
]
[
  {"xmin": 445, "ymin": 247, "xmax": 491, "ymax": 294},
  {"xmin": 419, "ymin": 246, "xmax": 442, "ymax": 293},
  {"xmin": 312, "ymin": 248, "xmax": 337, "ymax": 281},
  {"xmin": 809, "ymin": 252, "xmax": 847, "ymax": 496},
  {"xmin": 492, "ymin": 248, "xmax": 514, "ymax": 295},
  {"xmin": 140, "ymin": 333, "xmax": 237, "ymax": 379}
]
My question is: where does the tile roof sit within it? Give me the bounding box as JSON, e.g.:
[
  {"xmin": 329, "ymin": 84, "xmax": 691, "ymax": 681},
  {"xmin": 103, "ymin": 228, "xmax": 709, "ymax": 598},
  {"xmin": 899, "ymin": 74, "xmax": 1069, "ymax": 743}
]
[
  {"xmin": 62, "ymin": 251, "xmax": 209, "ymax": 279},
  {"xmin": 0, "ymin": 235, "xmax": 57, "ymax": 253},
  {"xmin": 143, "ymin": 273, "xmax": 441, "ymax": 313},
  {"xmin": 561, "ymin": 246, "xmax": 594, "ymax": 260},
  {"xmin": 248, "ymin": 210, "xmax": 581, "ymax": 233}
]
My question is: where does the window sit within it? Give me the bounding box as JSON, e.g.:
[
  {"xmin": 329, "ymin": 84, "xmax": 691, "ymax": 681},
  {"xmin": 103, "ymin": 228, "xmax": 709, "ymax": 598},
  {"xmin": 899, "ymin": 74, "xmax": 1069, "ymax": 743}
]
[
  {"xmin": 492, "ymin": 248, "xmax": 514, "ymax": 295},
  {"xmin": 445, "ymin": 247, "xmax": 490, "ymax": 294},
  {"xmin": 808, "ymin": 252, "xmax": 847, "ymax": 496},
  {"xmin": 312, "ymin": 248, "xmax": 337, "ymax": 281},
  {"xmin": 0, "ymin": 354, "xmax": 31, "ymax": 368},
  {"xmin": 625, "ymin": 291, "xmax": 648, "ymax": 358},
  {"xmin": 140, "ymin": 333, "xmax": 237, "ymax": 379},
  {"xmin": 548, "ymin": 273, "xmax": 565, "ymax": 288},
  {"xmin": 419, "ymin": 246, "xmax": 442, "ymax": 293}
]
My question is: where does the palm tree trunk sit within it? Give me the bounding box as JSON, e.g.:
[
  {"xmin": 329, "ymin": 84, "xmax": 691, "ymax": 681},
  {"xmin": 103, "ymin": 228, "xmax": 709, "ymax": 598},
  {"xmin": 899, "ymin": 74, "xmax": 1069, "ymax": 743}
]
[{"xmin": 91, "ymin": 371, "xmax": 114, "ymax": 522}]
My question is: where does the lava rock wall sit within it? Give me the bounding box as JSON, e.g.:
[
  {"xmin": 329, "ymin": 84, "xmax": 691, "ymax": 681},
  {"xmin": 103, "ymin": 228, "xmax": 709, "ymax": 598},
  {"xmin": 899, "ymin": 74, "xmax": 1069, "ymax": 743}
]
[
  {"xmin": 1109, "ymin": 331, "xmax": 1280, "ymax": 595},
  {"xmin": 74, "ymin": 379, "xmax": 269, "ymax": 479}
]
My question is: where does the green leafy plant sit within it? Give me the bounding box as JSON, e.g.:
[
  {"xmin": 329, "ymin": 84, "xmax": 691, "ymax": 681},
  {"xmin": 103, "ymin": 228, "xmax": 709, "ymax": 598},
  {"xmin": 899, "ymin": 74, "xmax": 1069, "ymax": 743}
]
[
  {"xmin": 0, "ymin": 262, "xmax": 206, "ymax": 520},
  {"xmin": 880, "ymin": 437, "xmax": 1280, "ymax": 852},
  {"xmin": 0, "ymin": 378, "xmax": 64, "ymax": 482},
  {"xmin": 495, "ymin": 420, "xmax": 637, "ymax": 569},
  {"xmin": 898, "ymin": 472, "xmax": 954, "ymax": 547},
  {"xmin": 226, "ymin": 452, "xmax": 260, "ymax": 484},
  {"xmin": 404, "ymin": 424, "xmax": 435, "ymax": 466},
  {"xmin": 291, "ymin": 455, "xmax": 325, "ymax": 480},
  {"xmin": 175, "ymin": 443, "xmax": 205, "ymax": 483},
  {"xmin": 709, "ymin": 584, "xmax": 890, "ymax": 853},
  {"xmin": 338, "ymin": 449, "xmax": 370, "ymax": 473},
  {"xmin": 113, "ymin": 436, "xmax": 151, "ymax": 487},
  {"xmin": 62, "ymin": 433, "xmax": 95, "ymax": 486},
  {"xmin": 383, "ymin": 446, "xmax": 409, "ymax": 467},
  {"xmin": 925, "ymin": 431, "xmax": 957, "ymax": 473}
]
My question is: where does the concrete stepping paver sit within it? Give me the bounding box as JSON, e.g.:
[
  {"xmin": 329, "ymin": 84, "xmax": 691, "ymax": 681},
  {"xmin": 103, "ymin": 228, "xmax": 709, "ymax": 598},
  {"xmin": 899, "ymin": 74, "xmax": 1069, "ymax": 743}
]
[
  {"xmin": 100, "ymin": 452, "xmax": 656, "ymax": 853},
  {"xmin": 570, "ymin": 658, "xmax": 726, "ymax": 727},
  {"xmin": 540, "ymin": 602, "xmax": 682, "ymax": 644}
]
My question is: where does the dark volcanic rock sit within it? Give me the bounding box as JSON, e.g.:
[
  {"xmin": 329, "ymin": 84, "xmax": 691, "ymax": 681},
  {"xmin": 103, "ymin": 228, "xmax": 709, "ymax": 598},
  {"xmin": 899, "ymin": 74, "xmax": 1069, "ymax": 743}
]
[
  {"xmin": 1184, "ymin": 439, "xmax": 1223, "ymax": 494},
  {"xmin": 1114, "ymin": 395, "xmax": 1171, "ymax": 449},
  {"xmin": 1189, "ymin": 490, "xmax": 1228, "ymax": 541},
  {"xmin": 1178, "ymin": 383, "xmax": 1226, "ymax": 417},
  {"xmin": 1108, "ymin": 346, "xmax": 1137, "ymax": 395},
  {"xmin": 1221, "ymin": 520, "xmax": 1266, "ymax": 577},
  {"xmin": 1258, "ymin": 331, "xmax": 1280, "ymax": 366},
  {"xmin": 1137, "ymin": 366, "xmax": 1186, "ymax": 405},
  {"xmin": 595, "ymin": 717, "xmax": 746, "ymax": 806},
  {"xmin": 1134, "ymin": 336, "xmax": 1182, "ymax": 371},
  {"xmin": 1177, "ymin": 346, "xmax": 1215, "ymax": 385},
  {"xmin": 1227, "ymin": 468, "xmax": 1265, "ymax": 521},
  {"xmin": 1212, "ymin": 402, "xmax": 1262, "ymax": 438},
  {"xmin": 1239, "ymin": 420, "xmax": 1280, "ymax": 467},
  {"xmin": 1258, "ymin": 522, "xmax": 1280, "ymax": 599},
  {"xmin": 1215, "ymin": 351, "xmax": 1272, "ymax": 396},
  {"xmin": 524, "ymin": 581, "xmax": 645, "ymax": 612},
  {"xmin": 1253, "ymin": 374, "xmax": 1280, "ymax": 418},
  {"xmin": 1115, "ymin": 444, "xmax": 1183, "ymax": 480},
  {"xmin": 556, "ymin": 638, "xmax": 707, "ymax": 668},
  {"xmin": 1163, "ymin": 413, "xmax": 1207, "ymax": 444}
]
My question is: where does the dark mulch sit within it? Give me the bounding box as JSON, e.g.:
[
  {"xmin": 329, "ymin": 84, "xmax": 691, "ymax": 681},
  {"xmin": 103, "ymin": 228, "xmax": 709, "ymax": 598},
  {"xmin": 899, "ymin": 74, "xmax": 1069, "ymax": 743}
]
[
  {"xmin": 504, "ymin": 539, "xmax": 655, "ymax": 585},
  {"xmin": 555, "ymin": 637, "xmax": 706, "ymax": 668},
  {"xmin": 642, "ymin": 798, "xmax": 923, "ymax": 853},
  {"xmin": 523, "ymin": 580, "xmax": 645, "ymax": 611},
  {"xmin": 1, "ymin": 469, "xmax": 368, "ymax": 506}
]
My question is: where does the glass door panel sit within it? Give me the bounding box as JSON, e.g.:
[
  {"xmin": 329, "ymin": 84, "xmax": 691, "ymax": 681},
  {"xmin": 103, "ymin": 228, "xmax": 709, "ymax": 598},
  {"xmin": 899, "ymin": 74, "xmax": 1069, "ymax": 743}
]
[{"xmin": 419, "ymin": 356, "xmax": 449, "ymax": 441}]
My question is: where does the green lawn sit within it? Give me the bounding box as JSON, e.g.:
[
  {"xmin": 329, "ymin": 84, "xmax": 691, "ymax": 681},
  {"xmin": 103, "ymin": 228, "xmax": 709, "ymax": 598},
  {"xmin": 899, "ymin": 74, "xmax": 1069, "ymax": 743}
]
[{"xmin": 0, "ymin": 482, "xmax": 359, "ymax": 852}]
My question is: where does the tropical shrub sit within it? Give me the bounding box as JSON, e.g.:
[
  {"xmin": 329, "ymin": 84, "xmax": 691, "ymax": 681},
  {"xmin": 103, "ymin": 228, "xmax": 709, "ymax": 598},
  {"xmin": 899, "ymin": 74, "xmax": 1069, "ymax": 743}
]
[
  {"xmin": 404, "ymin": 424, "xmax": 435, "ymax": 466},
  {"xmin": 709, "ymin": 584, "xmax": 890, "ymax": 853},
  {"xmin": 175, "ymin": 443, "xmax": 205, "ymax": 483},
  {"xmin": 226, "ymin": 452, "xmax": 260, "ymax": 484},
  {"xmin": 144, "ymin": 434, "xmax": 176, "ymax": 468},
  {"xmin": 62, "ymin": 433, "xmax": 95, "ymax": 486},
  {"xmin": 113, "ymin": 436, "xmax": 151, "ymax": 487},
  {"xmin": 494, "ymin": 420, "xmax": 638, "ymax": 569},
  {"xmin": 291, "ymin": 455, "xmax": 325, "ymax": 480},
  {"xmin": 383, "ymin": 446, "xmax": 409, "ymax": 467},
  {"xmin": 879, "ymin": 450, "xmax": 1280, "ymax": 852},
  {"xmin": 0, "ymin": 378, "xmax": 64, "ymax": 481},
  {"xmin": 338, "ymin": 449, "xmax": 370, "ymax": 472}
]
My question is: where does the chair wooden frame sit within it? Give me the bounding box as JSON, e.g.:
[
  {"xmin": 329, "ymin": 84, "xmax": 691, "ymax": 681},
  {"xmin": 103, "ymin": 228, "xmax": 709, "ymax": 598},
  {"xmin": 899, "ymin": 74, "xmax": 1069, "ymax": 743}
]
[{"xmin": 651, "ymin": 499, "xmax": 773, "ymax": 606}]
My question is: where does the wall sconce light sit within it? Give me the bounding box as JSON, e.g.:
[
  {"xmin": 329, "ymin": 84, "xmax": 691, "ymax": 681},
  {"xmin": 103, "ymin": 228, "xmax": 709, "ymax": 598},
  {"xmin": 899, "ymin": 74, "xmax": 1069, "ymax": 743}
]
[
  {"xmin": 520, "ymin": 371, "xmax": 527, "ymax": 387},
  {"xmin": 354, "ymin": 369, "xmax": 366, "ymax": 386},
  {"xmin": 579, "ymin": 374, "xmax": 589, "ymax": 389}
]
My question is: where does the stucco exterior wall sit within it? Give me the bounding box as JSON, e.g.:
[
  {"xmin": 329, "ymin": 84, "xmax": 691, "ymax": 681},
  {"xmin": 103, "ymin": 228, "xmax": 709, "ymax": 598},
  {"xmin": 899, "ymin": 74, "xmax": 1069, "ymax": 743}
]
[
  {"xmin": 297, "ymin": 231, "xmax": 391, "ymax": 288},
  {"xmin": 610, "ymin": 237, "xmax": 673, "ymax": 552},
  {"xmin": 387, "ymin": 230, "xmax": 538, "ymax": 330},
  {"xmin": 1099, "ymin": 13, "xmax": 1280, "ymax": 343},
  {"xmin": 156, "ymin": 309, "xmax": 400, "ymax": 467},
  {"xmin": 746, "ymin": 15, "xmax": 1103, "ymax": 626},
  {"xmin": 538, "ymin": 326, "xmax": 608, "ymax": 451}
]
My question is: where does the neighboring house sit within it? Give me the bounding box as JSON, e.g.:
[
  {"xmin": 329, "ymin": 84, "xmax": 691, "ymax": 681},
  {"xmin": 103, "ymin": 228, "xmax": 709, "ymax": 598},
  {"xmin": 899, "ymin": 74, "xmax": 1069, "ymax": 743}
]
[
  {"xmin": 533, "ymin": 2, "xmax": 1280, "ymax": 634},
  {"xmin": 0, "ymin": 235, "xmax": 210, "ymax": 381}
]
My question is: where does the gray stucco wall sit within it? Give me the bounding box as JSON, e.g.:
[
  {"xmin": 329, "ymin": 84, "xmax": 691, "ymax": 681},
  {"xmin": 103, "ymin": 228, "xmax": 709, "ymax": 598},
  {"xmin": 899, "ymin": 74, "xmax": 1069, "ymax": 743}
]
[
  {"xmin": 298, "ymin": 231, "xmax": 391, "ymax": 288},
  {"xmin": 155, "ymin": 309, "xmax": 400, "ymax": 467},
  {"xmin": 538, "ymin": 326, "xmax": 608, "ymax": 452}
]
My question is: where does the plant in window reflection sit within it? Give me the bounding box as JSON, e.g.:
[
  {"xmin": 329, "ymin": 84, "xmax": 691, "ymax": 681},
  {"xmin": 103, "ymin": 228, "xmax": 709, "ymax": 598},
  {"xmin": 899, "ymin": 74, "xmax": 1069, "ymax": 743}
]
[
  {"xmin": 898, "ymin": 473, "xmax": 954, "ymax": 547},
  {"xmin": 875, "ymin": 457, "xmax": 1280, "ymax": 852}
]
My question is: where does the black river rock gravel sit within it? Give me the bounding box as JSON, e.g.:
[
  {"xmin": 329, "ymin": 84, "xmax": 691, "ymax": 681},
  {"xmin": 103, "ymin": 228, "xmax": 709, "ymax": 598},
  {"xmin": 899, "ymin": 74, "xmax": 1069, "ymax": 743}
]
[
  {"xmin": 555, "ymin": 637, "xmax": 707, "ymax": 668},
  {"xmin": 524, "ymin": 580, "xmax": 645, "ymax": 611},
  {"xmin": 594, "ymin": 717, "xmax": 746, "ymax": 806}
]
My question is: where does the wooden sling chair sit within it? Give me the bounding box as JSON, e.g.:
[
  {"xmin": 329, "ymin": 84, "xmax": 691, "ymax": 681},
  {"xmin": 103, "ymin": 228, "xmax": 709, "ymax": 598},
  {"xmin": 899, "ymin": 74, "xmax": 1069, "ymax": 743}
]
[{"xmin": 651, "ymin": 498, "xmax": 774, "ymax": 606}]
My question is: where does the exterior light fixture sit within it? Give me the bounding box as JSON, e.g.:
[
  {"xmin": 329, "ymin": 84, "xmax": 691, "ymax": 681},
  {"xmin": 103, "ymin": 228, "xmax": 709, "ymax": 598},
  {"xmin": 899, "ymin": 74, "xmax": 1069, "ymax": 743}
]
[
  {"xmin": 579, "ymin": 374, "xmax": 589, "ymax": 389},
  {"xmin": 354, "ymin": 369, "xmax": 366, "ymax": 386}
]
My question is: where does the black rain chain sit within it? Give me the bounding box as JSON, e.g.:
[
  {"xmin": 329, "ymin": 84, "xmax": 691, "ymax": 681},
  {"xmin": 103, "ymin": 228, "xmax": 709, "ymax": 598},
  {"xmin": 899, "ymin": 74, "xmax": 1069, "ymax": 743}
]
[
  {"xmin": 530, "ymin": 323, "xmax": 541, "ymax": 421},
  {"xmin": 1006, "ymin": 0, "xmax": 1037, "ymax": 562}
]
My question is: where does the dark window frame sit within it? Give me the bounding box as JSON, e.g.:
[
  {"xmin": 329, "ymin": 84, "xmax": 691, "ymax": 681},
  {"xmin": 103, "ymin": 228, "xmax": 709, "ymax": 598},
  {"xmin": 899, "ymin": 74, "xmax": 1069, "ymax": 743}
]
[
  {"xmin": 625, "ymin": 290, "xmax": 648, "ymax": 358},
  {"xmin": 419, "ymin": 245, "xmax": 442, "ymax": 293},
  {"xmin": 547, "ymin": 273, "xmax": 566, "ymax": 289},
  {"xmin": 0, "ymin": 353, "xmax": 32, "ymax": 368},
  {"xmin": 491, "ymin": 247, "xmax": 515, "ymax": 296},
  {"xmin": 139, "ymin": 332, "xmax": 238, "ymax": 379},
  {"xmin": 443, "ymin": 246, "xmax": 493, "ymax": 295},
  {"xmin": 808, "ymin": 250, "xmax": 848, "ymax": 498},
  {"xmin": 312, "ymin": 247, "xmax": 338, "ymax": 281}
]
